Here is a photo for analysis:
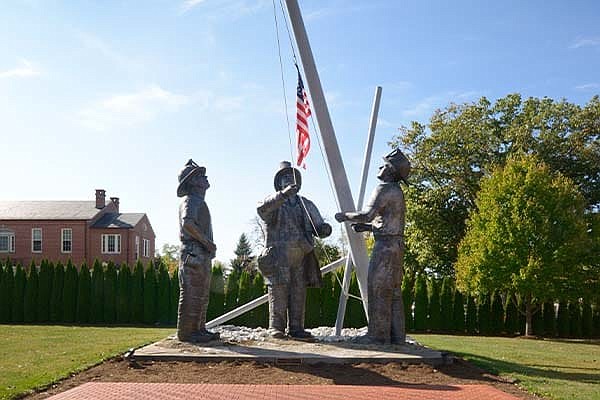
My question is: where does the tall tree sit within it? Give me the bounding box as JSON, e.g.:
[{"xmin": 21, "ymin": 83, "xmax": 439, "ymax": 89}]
[
  {"xmin": 36, "ymin": 260, "xmax": 52, "ymax": 322},
  {"xmin": 12, "ymin": 264, "xmax": 25, "ymax": 323},
  {"xmin": 440, "ymin": 277, "xmax": 454, "ymax": 331},
  {"xmin": 91, "ymin": 260, "xmax": 104, "ymax": 323},
  {"xmin": 230, "ymin": 234, "xmax": 254, "ymax": 274},
  {"xmin": 62, "ymin": 260, "xmax": 78, "ymax": 323},
  {"xmin": 157, "ymin": 261, "xmax": 171, "ymax": 325},
  {"xmin": 143, "ymin": 261, "xmax": 158, "ymax": 324},
  {"xmin": 428, "ymin": 278, "xmax": 441, "ymax": 332},
  {"xmin": 77, "ymin": 263, "xmax": 91, "ymax": 323},
  {"xmin": 131, "ymin": 260, "xmax": 145, "ymax": 323},
  {"xmin": 456, "ymin": 155, "xmax": 590, "ymax": 336},
  {"xmin": 103, "ymin": 262, "xmax": 117, "ymax": 324},
  {"xmin": 50, "ymin": 262, "xmax": 64, "ymax": 322},
  {"xmin": 413, "ymin": 273, "xmax": 428, "ymax": 331},
  {"xmin": 116, "ymin": 264, "xmax": 131, "ymax": 324},
  {"xmin": 23, "ymin": 260, "xmax": 38, "ymax": 323},
  {"xmin": 393, "ymin": 95, "xmax": 600, "ymax": 277},
  {"xmin": 0, "ymin": 263, "xmax": 14, "ymax": 322}
]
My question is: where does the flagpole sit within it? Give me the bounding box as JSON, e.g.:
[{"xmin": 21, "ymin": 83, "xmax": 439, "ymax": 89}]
[
  {"xmin": 283, "ymin": 0, "xmax": 370, "ymax": 318},
  {"xmin": 334, "ymin": 86, "xmax": 382, "ymax": 335}
]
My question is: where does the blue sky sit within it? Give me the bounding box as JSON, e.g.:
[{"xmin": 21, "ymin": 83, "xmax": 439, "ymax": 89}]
[{"xmin": 2, "ymin": 0, "xmax": 599, "ymax": 262}]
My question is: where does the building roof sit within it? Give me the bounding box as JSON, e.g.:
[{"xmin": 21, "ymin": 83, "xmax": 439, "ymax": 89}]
[
  {"xmin": 0, "ymin": 201, "xmax": 104, "ymax": 220},
  {"xmin": 91, "ymin": 213, "xmax": 146, "ymax": 229}
]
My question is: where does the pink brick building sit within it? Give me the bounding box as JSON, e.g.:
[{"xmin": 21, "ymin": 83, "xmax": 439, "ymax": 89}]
[{"xmin": 0, "ymin": 189, "xmax": 155, "ymax": 267}]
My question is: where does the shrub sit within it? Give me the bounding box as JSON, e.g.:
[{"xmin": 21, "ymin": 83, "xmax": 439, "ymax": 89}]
[
  {"xmin": 569, "ymin": 301, "xmax": 582, "ymax": 338},
  {"xmin": 77, "ymin": 263, "xmax": 91, "ymax": 323},
  {"xmin": 0, "ymin": 264, "xmax": 14, "ymax": 322},
  {"xmin": 542, "ymin": 301, "xmax": 556, "ymax": 337},
  {"xmin": 62, "ymin": 260, "xmax": 78, "ymax": 322},
  {"xmin": 413, "ymin": 274, "xmax": 428, "ymax": 331},
  {"xmin": 23, "ymin": 261, "xmax": 38, "ymax": 323},
  {"xmin": 401, "ymin": 273, "xmax": 414, "ymax": 331},
  {"xmin": 504, "ymin": 296, "xmax": 519, "ymax": 335},
  {"xmin": 582, "ymin": 300, "xmax": 593, "ymax": 338},
  {"xmin": 452, "ymin": 290, "xmax": 465, "ymax": 333},
  {"xmin": 207, "ymin": 263, "xmax": 225, "ymax": 322},
  {"xmin": 478, "ymin": 293, "xmax": 491, "ymax": 335},
  {"xmin": 320, "ymin": 272, "xmax": 337, "ymax": 326},
  {"xmin": 116, "ymin": 264, "xmax": 131, "ymax": 324},
  {"xmin": 557, "ymin": 300, "xmax": 570, "ymax": 337},
  {"xmin": 440, "ymin": 277, "xmax": 454, "ymax": 332},
  {"xmin": 157, "ymin": 262, "xmax": 171, "ymax": 325},
  {"xmin": 251, "ymin": 272, "xmax": 268, "ymax": 328},
  {"xmin": 428, "ymin": 278, "xmax": 441, "ymax": 332},
  {"xmin": 103, "ymin": 262, "xmax": 117, "ymax": 323},
  {"xmin": 91, "ymin": 260, "xmax": 104, "ymax": 323},
  {"xmin": 143, "ymin": 261, "xmax": 158, "ymax": 324},
  {"xmin": 491, "ymin": 292, "xmax": 505, "ymax": 335},
  {"xmin": 466, "ymin": 295, "xmax": 477, "ymax": 334},
  {"xmin": 224, "ymin": 269, "xmax": 240, "ymax": 313},
  {"xmin": 50, "ymin": 262, "xmax": 64, "ymax": 322},
  {"xmin": 36, "ymin": 260, "xmax": 52, "ymax": 322},
  {"xmin": 131, "ymin": 260, "xmax": 145, "ymax": 323},
  {"xmin": 170, "ymin": 268, "xmax": 179, "ymax": 325}
]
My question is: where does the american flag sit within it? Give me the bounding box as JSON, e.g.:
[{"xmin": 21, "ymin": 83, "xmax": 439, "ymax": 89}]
[{"xmin": 296, "ymin": 67, "xmax": 311, "ymax": 168}]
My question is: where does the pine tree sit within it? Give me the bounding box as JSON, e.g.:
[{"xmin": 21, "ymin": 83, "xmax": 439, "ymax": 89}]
[
  {"xmin": 207, "ymin": 263, "xmax": 225, "ymax": 322},
  {"xmin": 50, "ymin": 262, "xmax": 64, "ymax": 322},
  {"xmin": 593, "ymin": 304, "xmax": 600, "ymax": 338},
  {"xmin": 12, "ymin": 264, "xmax": 25, "ymax": 323},
  {"xmin": 24, "ymin": 260, "xmax": 39, "ymax": 323},
  {"xmin": 235, "ymin": 270, "xmax": 252, "ymax": 326},
  {"xmin": 413, "ymin": 274, "xmax": 428, "ymax": 331},
  {"xmin": 569, "ymin": 301, "xmax": 582, "ymax": 338},
  {"xmin": 143, "ymin": 261, "xmax": 158, "ymax": 324},
  {"xmin": 542, "ymin": 301, "xmax": 556, "ymax": 337},
  {"xmin": 36, "ymin": 260, "xmax": 52, "ymax": 322},
  {"xmin": 224, "ymin": 269, "xmax": 240, "ymax": 313},
  {"xmin": 103, "ymin": 262, "xmax": 117, "ymax": 324},
  {"xmin": 428, "ymin": 279, "xmax": 441, "ymax": 332},
  {"xmin": 252, "ymin": 272, "xmax": 268, "ymax": 328},
  {"xmin": 582, "ymin": 300, "xmax": 593, "ymax": 338},
  {"xmin": 504, "ymin": 296, "xmax": 519, "ymax": 335},
  {"xmin": 440, "ymin": 277, "xmax": 453, "ymax": 332},
  {"xmin": 557, "ymin": 300, "xmax": 570, "ymax": 337},
  {"xmin": 116, "ymin": 264, "xmax": 131, "ymax": 324},
  {"xmin": 0, "ymin": 263, "xmax": 14, "ymax": 322},
  {"xmin": 170, "ymin": 268, "xmax": 179, "ymax": 325},
  {"xmin": 491, "ymin": 292, "xmax": 504, "ymax": 335},
  {"xmin": 77, "ymin": 263, "xmax": 91, "ymax": 323},
  {"xmin": 478, "ymin": 293, "xmax": 491, "ymax": 335},
  {"xmin": 452, "ymin": 290, "xmax": 465, "ymax": 333},
  {"xmin": 131, "ymin": 260, "xmax": 145, "ymax": 323},
  {"xmin": 320, "ymin": 272, "xmax": 337, "ymax": 326},
  {"xmin": 532, "ymin": 304, "xmax": 544, "ymax": 336},
  {"xmin": 345, "ymin": 271, "xmax": 367, "ymax": 328},
  {"xmin": 91, "ymin": 260, "xmax": 104, "ymax": 323},
  {"xmin": 62, "ymin": 260, "xmax": 79, "ymax": 323},
  {"xmin": 157, "ymin": 262, "xmax": 171, "ymax": 325},
  {"xmin": 466, "ymin": 295, "xmax": 477, "ymax": 333},
  {"xmin": 401, "ymin": 273, "xmax": 414, "ymax": 331},
  {"xmin": 230, "ymin": 234, "xmax": 253, "ymax": 274}
]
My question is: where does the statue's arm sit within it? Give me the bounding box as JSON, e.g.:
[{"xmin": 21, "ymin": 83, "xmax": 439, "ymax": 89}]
[
  {"xmin": 257, "ymin": 191, "xmax": 286, "ymax": 221},
  {"xmin": 303, "ymin": 198, "xmax": 332, "ymax": 238},
  {"xmin": 335, "ymin": 185, "xmax": 383, "ymax": 224},
  {"xmin": 182, "ymin": 219, "xmax": 216, "ymax": 255}
]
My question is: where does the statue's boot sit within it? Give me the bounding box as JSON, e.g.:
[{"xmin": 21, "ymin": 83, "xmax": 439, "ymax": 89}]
[
  {"xmin": 190, "ymin": 329, "xmax": 220, "ymax": 343},
  {"xmin": 268, "ymin": 328, "xmax": 286, "ymax": 339}
]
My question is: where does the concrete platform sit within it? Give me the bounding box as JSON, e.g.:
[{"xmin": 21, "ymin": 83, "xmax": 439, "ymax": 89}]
[
  {"xmin": 133, "ymin": 334, "xmax": 449, "ymax": 366},
  {"xmin": 47, "ymin": 383, "xmax": 521, "ymax": 400}
]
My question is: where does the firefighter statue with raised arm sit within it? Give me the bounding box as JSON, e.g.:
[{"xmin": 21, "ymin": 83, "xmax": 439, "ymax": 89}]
[
  {"xmin": 257, "ymin": 161, "xmax": 332, "ymax": 339},
  {"xmin": 335, "ymin": 149, "xmax": 411, "ymax": 345},
  {"xmin": 176, "ymin": 159, "xmax": 220, "ymax": 343}
]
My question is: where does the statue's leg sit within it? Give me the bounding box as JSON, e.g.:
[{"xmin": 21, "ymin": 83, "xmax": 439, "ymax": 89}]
[
  {"xmin": 177, "ymin": 260, "xmax": 203, "ymax": 341},
  {"xmin": 390, "ymin": 241, "xmax": 405, "ymax": 344},
  {"xmin": 268, "ymin": 283, "xmax": 288, "ymax": 334},
  {"xmin": 287, "ymin": 246, "xmax": 308, "ymax": 335},
  {"xmin": 194, "ymin": 261, "xmax": 211, "ymax": 333},
  {"xmin": 367, "ymin": 240, "xmax": 393, "ymax": 344}
]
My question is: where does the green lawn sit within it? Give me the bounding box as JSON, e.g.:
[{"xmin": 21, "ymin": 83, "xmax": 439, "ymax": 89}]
[
  {"xmin": 0, "ymin": 325, "xmax": 173, "ymax": 399},
  {"xmin": 413, "ymin": 334, "xmax": 600, "ymax": 400}
]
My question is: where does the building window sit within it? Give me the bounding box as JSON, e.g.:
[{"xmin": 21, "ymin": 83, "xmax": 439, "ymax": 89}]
[
  {"xmin": 135, "ymin": 236, "xmax": 140, "ymax": 260},
  {"xmin": 62, "ymin": 228, "xmax": 73, "ymax": 253},
  {"xmin": 143, "ymin": 238, "xmax": 150, "ymax": 258},
  {"xmin": 32, "ymin": 228, "xmax": 42, "ymax": 253},
  {"xmin": 0, "ymin": 233, "xmax": 15, "ymax": 253},
  {"xmin": 101, "ymin": 234, "xmax": 121, "ymax": 254}
]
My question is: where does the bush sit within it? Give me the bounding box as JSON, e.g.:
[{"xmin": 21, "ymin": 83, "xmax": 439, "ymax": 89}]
[
  {"xmin": 36, "ymin": 260, "xmax": 52, "ymax": 322},
  {"xmin": 207, "ymin": 264, "xmax": 225, "ymax": 322},
  {"xmin": 401, "ymin": 273, "xmax": 414, "ymax": 331},
  {"xmin": 116, "ymin": 264, "xmax": 131, "ymax": 324},
  {"xmin": 582, "ymin": 300, "xmax": 593, "ymax": 338},
  {"xmin": 413, "ymin": 274, "xmax": 428, "ymax": 331},
  {"xmin": 542, "ymin": 301, "xmax": 556, "ymax": 337},
  {"xmin": 491, "ymin": 292, "xmax": 504, "ymax": 335},
  {"xmin": 320, "ymin": 272, "xmax": 337, "ymax": 326},
  {"xmin": 143, "ymin": 261, "xmax": 158, "ymax": 324},
  {"xmin": 569, "ymin": 301, "xmax": 582, "ymax": 338},
  {"xmin": 504, "ymin": 296, "xmax": 519, "ymax": 335},
  {"xmin": 428, "ymin": 278, "xmax": 441, "ymax": 332},
  {"xmin": 452, "ymin": 290, "xmax": 465, "ymax": 333},
  {"xmin": 170, "ymin": 268, "xmax": 179, "ymax": 325},
  {"xmin": 12, "ymin": 264, "xmax": 25, "ymax": 323},
  {"xmin": 50, "ymin": 262, "xmax": 64, "ymax": 322},
  {"xmin": 224, "ymin": 269, "xmax": 240, "ymax": 313},
  {"xmin": 77, "ymin": 263, "xmax": 91, "ymax": 323},
  {"xmin": 62, "ymin": 260, "xmax": 78, "ymax": 322},
  {"xmin": 131, "ymin": 260, "xmax": 145, "ymax": 323},
  {"xmin": 593, "ymin": 304, "xmax": 600, "ymax": 338},
  {"xmin": 23, "ymin": 261, "xmax": 38, "ymax": 323},
  {"xmin": 478, "ymin": 293, "xmax": 491, "ymax": 335},
  {"xmin": 440, "ymin": 277, "xmax": 453, "ymax": 332},
  {"xmin": 157, "ymin": 262, "xmax": 171, "ymax": 325},
  {"xmin": 235, "ymin": 270, "xmax": 252, "ymax": 326},
  {"xmin": 0, "ymin": 264, "xmax": 14, "ymax": 323},
  {"xmin": 466, "ymin": 295, "xmax": 477, "ymax": 333},
  {"xmin": 103, "ymin": 262, "xmax": 117, "ymax": 323},
  {"xmin": 345, "ymin": 271, "xmax": 367, "ymax": 328},
  {"xmin": 251, "ymin": 272, "xmax": 268, "ymax": 328},
  {"xmin": 557, "ymin": 300, "xmax": 570, "ymax": 337},
  {"xmin": 91, "ymin": 260, "xmax": 104, "ymax": 323}
]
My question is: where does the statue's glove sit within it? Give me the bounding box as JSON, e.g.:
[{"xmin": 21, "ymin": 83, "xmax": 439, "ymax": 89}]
[
  {"xmin": 281, "ymin": 184, "xmax": 299, "ymax": 198},
  {"xmin": 334, "ymin": 212, "xmax": 348, "ymax": 222},
  {"xmin": 351, "ymin": 223, "xmax": 372, "ymax": 233},
  {"xmin": 316, "ymin": 223, "xmax": 332, "ymax": 238}
]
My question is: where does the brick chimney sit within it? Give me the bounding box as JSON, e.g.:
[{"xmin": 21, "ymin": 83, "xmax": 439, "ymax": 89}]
[
  {"xmin": 95, "ymin": 189, "xmax": 106, "ymax": 209},
  {"xmin": 110, "ymin": 197, "xmax": 120, "ymax": 213}
]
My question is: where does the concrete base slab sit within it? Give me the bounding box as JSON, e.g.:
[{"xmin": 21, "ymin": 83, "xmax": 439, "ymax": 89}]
[{"xmin": 133, "ymin": 334, "xmax": 448, "ymax": 366}]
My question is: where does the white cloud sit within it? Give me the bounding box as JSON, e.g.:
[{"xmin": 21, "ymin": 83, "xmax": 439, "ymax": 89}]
[
  {"xmin": 181, "ymin": 0, "xmax": 208, "ymax": 13},
  {"xmin": 570, "ymin": 37, "xmax": 600, "ymax": 49},
  {"xmin": 575, "ymin": 83, "xmax": 600, "ymax": 90},
  {"xmin": 79, "ymin": 85, "xmax": 189, "ymax": 131},
  {"xmin": 0, "ymin": 59, "xmax": 41, "ymax": 79}
]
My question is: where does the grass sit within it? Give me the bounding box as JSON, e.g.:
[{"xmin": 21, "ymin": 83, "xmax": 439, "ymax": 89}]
[
  {"xmin": 413, "ymin": 334, "xmax": 600, "ymax": 400},
  {"xmin": 0, "ymin": 325, "xmax": 173, "ymax": 399}
]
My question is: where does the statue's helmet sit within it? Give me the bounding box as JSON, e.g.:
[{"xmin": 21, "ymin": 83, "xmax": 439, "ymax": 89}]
[
  {"xmin": 177, "ymin": 159, "xmax": 206, "ymax": 197},
  {"xmin": 274, "ymin": 161, "xmax": 302, "ymax": 191},
  {"xmin": 383, "ymin": 148, "xmax": 411, "ymax": 184}
]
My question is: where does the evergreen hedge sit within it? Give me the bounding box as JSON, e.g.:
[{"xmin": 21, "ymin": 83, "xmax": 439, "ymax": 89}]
[
  {"xmin": 542, "ymin": 301, "xmax": 556, "ymax": 337},
  {"xmin": 557, "ymin": 300, "xmax": 570, "ymax": 337},
  {"xmin": 49, "ymin": 262, "xmax": 63, "ymax": 322},
  {"xmin": 103, "ymin": 262, "xmax": 117, "ymax": 324},
  {"xmin": 452, "ymin": 290, "xmax": 465, "ymax": 333},
  {"xmin": 91, "ymin": 260, "xmax": 104, "ymax": 323},
  {"xmin": 157, "ymin": 262, "xmax": 171, "ymax": 325},
  {"xmin": 116, "ymin": 263, "xmax": 131, "ymax": 324},
  {"xmin": 63, "ymin": 260, "xmax": 78, "ymax": 323},
  {"xmin": 37, "ymin": 260, "xmax": 52, "ymax": 322},
  {"xmin": 440, "ymin": 277, "xmax": 453, "ymax": 332},
  {"xmin": 143, "ymin": 261, "xmax": 157, "ymax": 324},
  {"xmin": 428, "ymin": 278, "xmax": 441, "ymax": 332},
  {"xmin": 413, "ymin": 274, "xmax": 428, "ymax": 331},
  {"xmin": 23, "ymin": 261, "xmax": 38, "ymax": 323},
  {"xmin": 466, "ymin": 295, "xmax": 477, "ymax": 334},
  {"xmin": 77, "ymin": 263, "xmax": 91, "ymax": 323}
]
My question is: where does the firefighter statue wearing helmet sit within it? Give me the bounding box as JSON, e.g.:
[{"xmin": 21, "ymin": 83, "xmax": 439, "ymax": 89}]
[{"xmin": 335, "ymin": 149, "xmax": 411, "ymax": 345}]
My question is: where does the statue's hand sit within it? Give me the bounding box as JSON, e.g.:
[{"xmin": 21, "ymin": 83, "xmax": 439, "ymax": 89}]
[
  {"xmin": 334, "ymin": 212, "xmax": 348, "ymax": 222},
  {"xmin": 351, "ymin": 223, "xmax": 372, "ymax": 233},
  {"xmin": 281, "ymin": 184, "xmax": 299, "ymax": 198},
  {"xmin": 205, "ymin": 241, "xmax": 217, "ymax": 255},
  {"xmin": 317, "ymin": 223, "xmax": 332, "ymax": 238}
]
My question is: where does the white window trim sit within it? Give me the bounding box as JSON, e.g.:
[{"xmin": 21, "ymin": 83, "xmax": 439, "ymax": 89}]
[
  {"xmin": 101, "ymin": 234, "xmax": 121, "ymax": 254},
  {"xmin": 32, "ymin": 228, "xmax": 42, "ymax": 253},
  {"xmin": 61, "ymin": 228, "xmax": 73, "ymax": 254},
  {"xmin": 0, "ymin": 233, "xmax": 15, "ymax": 253},
  {"xmin": 135, "ymin": 236, "xmax": 140, "ymax": 260},
  {"xmin": 142, "ymin": 238, "xmax": 150, "ymax": 258}
]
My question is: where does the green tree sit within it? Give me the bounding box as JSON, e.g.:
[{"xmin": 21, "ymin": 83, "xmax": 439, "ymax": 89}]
[
  {"xmin": 440, "ymin": 277, "xmax": 454, "ymax": 332},
  {"xmin": 50, "ymin": 262, "xmax": 64, "ymax": 322},
  {"xmin": 491, "ymin": 292, "xmax": 505, "ymax": 335},
  {"xmin": 155, "ymin": 243, "xmax": 180, "ymax": 274},
  {"xmin": 207, "ymin": 262, "xmax": 225, "ymax": 322},
  {"xmin": 401, "ymin": 273, "xmax": 414, "ymax": 331},
  {"xmin": 542, "ymin": 301, "xmax": 556, "ymax": 337},
  {"xmin": 569, "ymin": 301, "xmax": 582, "ymax": 338},
  {"xmin": 131, "ymin": 260, "xmax": 145, "ymax": 323},
  {"xmin": 235, "ymin": 270, "xmax": 253, "ymax": 326},
  {"xmin": 465, "ymin": 295, "xmax": 477, "ymax": 333},
  {"xmin": 230, "ymin": 234, "xmax": 254, "ymax": 274},
  {"xmin": 428, "ymin": 278, "xmax": 441, "ymax": 332},
  {"xmin": 157, "ymin": 261, "xmax": 171, "ymax": 325},
  {"xmin": 116, "ymin": 264, "xmax": 131, "ymax": 324},
  {"xmin": 91, "ymin": 260, "xmax": 104, "ymax": 323},
  {"xmin": 103, "ymin": 262, "xmax": 117, "ymax": 323},
  {"xmin": 413, "ymin": 273, "xmax": 428, "ymax": 331},
  {"xmin": 251, "ymin": 272, "xmax": 268, "ymax": 328},
  {"xmin": 62, "ymin": 260, "xmax": 78, "ymax": 322},
  {"xmin": 143, "ymin": 261, "xmax": 158, "ymax": 324},
  {"xmin": 345, "ymin": 271, "xmax": 367, "ymax": 328},
  {"xmin": 557, "ymin": 300, "xmax": 570, "ymax": 337},
  {"xmin": 170, "ymin": 268, "xmax": 179, "ymax": 325},
  {"xmin": 224, "ymin": 269, "xmax": 240, "ymax": 313},
  {"xmin": 23, "ymin": 261, "xmax": 38, "ymax": 323},
  {"xmin": 478, "ymin": 293, "xmax": 491, "ymax": 335},
  {"xmin": 0, "ymin": 264, "xmax": 14, "ymax": 322},
  {"xmin": 504, "ymin": 296, "xmax": 520, "ymax": 335},
  {"xmin": 456, "ymin": 155, "xmax": 590, "ymax": 336},
  {"xmin": 36, "ymin": 260, "xmax": 52, "ymax": 322},
  {"xmin": 394, "ymin": 95, "xmax": 600, "ymax": 278},
  {"xmin": 452, "ymin": 290, "xmax": 465, "ymax": 333},
  {"xmin": 320, "ymin": 272, "xmax": 338, "ymax": 326},
  {"xmin": 77, "ymin": 263, "xmax": 91, "ymax": 323},
  {"xmin": 12, "ymin": 264, "xmax": 25, "ymax": 323},
  {"xmin": 582, "ymin": 300, "xmax": 593, "ymax": 338},
  {"xmin": 593, "ymin": 305, "xmax": 600, "ymax": 338}
]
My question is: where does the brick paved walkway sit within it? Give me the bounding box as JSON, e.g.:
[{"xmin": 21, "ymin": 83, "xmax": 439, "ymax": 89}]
[{"xmin": 48, "ymin": 383, "xmax": 520, "ymax": 399}]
